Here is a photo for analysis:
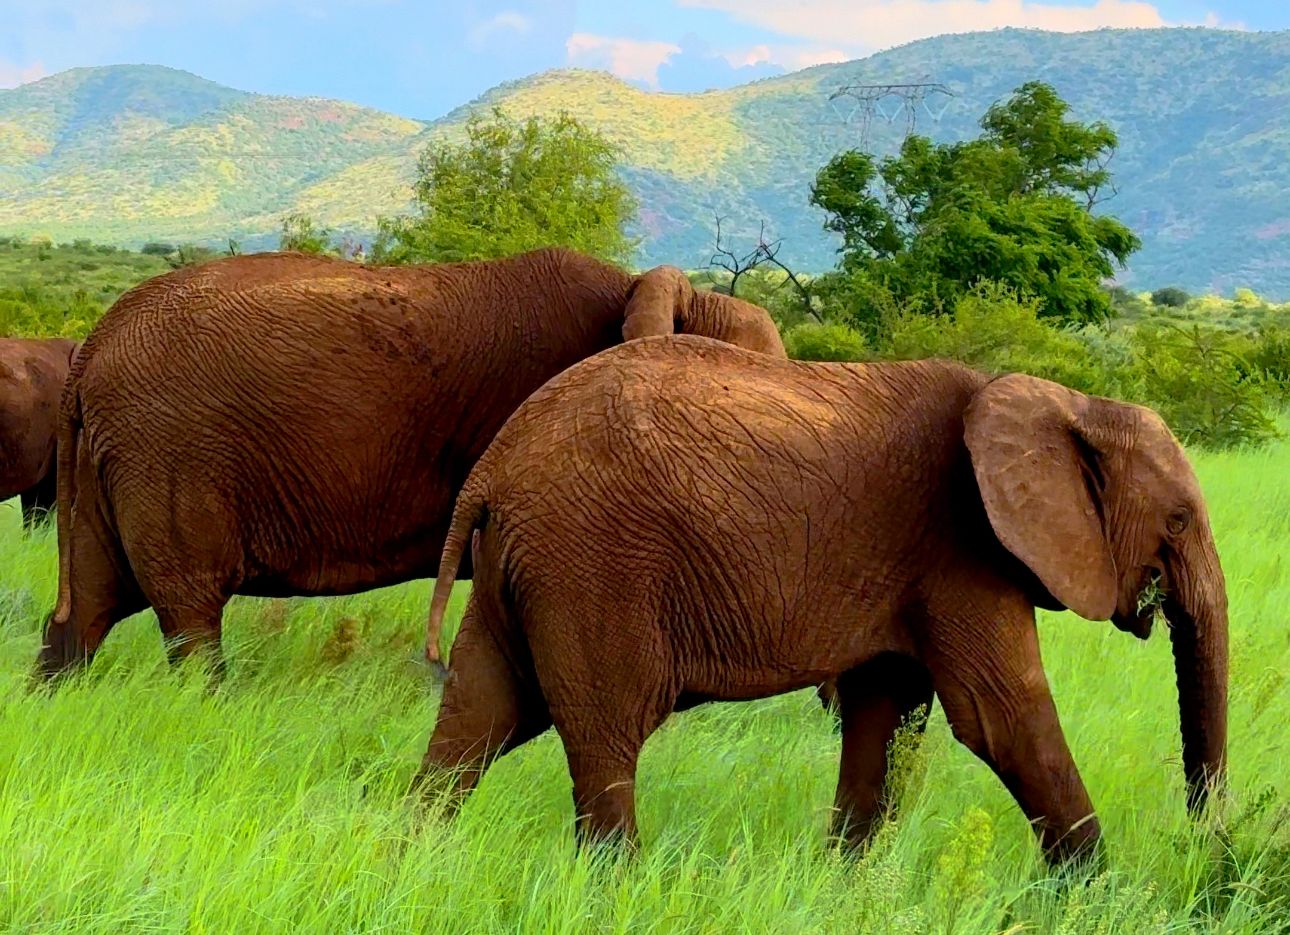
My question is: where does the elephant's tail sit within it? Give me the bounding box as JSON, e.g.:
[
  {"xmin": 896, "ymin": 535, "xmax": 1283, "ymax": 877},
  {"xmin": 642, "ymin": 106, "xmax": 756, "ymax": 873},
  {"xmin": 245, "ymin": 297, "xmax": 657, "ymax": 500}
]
[
  {"xmin": 424, "ymin": 474, "xmax": 489, "ymax": 673},
  {"xmin": 51, "ymin": 379, "xmax": 82, "ymax": 625}
]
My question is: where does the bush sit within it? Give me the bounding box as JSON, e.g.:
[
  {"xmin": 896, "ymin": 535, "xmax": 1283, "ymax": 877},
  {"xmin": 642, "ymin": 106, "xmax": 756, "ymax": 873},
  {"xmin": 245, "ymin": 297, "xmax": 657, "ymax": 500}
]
[
  {"xmin": 1244, "ymin": 326, "xmax": 1290, "ymax": 387},
  {"xmin": 880, "ymin": 283, "xmax": 1111, "ymax": 396},
  {"xmin": 1234, "ymin": 287, "xmax": 1264, "ymax": 308},
  {"xmin": 279, "ymin": 214, "xmax": 335, "ymax": 255},
  {"xmin": 141, "ymin": 242, "xmax": 177, "ymax": 256},
  {"xmin": 783, "ymin": 322, "xmax": 869, "ymax": 361},
  {"xmin": 165, "ymin": 244, "xmax": 221, "ymax": 269},
  {"xmin": 1150, "ymin": 286, "xmax": 1190, "ymax": 308},
  {"xmin": 870, "ymin": 282, "xmax": 1282, "ymax": 450},
  {"xmin": 1125, "ymin": 323, "xmax": 1279, "ymax": 449}
]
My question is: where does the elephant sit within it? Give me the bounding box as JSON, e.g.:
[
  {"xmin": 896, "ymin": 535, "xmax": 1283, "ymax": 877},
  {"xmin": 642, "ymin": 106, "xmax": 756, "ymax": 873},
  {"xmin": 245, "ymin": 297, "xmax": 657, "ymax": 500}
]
[
  {"xmin": 1, "ymin": 337, "xmax": 79, "ymax": 530},
  {"xmin": 413, "ymin": 334, "xmax": 1228, "ymax": 866},
  {"xmin": 36, "ymin": 247, "xmax": 785, "ymax": 679}
]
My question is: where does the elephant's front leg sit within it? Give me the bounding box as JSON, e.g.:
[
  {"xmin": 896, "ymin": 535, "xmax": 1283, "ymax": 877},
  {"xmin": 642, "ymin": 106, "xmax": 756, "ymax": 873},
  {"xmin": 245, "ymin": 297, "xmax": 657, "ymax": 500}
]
[
  {"xmin": 830, "ymin": 653, "xmax": 934, "ymax": 851},
  {"xmin": 929, "ymin": 605, "xmax": 1101, "ymax": 865}
]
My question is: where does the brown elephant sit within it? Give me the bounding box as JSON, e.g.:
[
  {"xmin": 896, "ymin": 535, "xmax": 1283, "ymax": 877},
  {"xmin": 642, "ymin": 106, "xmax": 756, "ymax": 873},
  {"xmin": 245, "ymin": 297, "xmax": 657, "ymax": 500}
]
[
  {"xmin": 415, "ymin": 335, "xmax": 1228, "ymax": 866},
  {"xmin": 1, "ymin": 337, "xmax": 79, "ymax": 530},
  {"xmin": 37, "ymin": 248, "xmax": 785, "ymax": 678}
]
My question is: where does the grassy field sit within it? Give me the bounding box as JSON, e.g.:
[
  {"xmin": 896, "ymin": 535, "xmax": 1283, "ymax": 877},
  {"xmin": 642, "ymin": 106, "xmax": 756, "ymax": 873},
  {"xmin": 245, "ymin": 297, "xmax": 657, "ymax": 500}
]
[{"xmin": 0, "ymin": 433, "xmax": 1287, "ymax": 933}]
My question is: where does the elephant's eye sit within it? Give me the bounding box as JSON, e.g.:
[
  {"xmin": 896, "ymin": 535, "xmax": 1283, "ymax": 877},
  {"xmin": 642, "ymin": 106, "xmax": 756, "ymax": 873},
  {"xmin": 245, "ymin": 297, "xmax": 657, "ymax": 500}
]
[{"xmin": 1166, "ymin": 508, "xmax": 1192, "ymax": 536}]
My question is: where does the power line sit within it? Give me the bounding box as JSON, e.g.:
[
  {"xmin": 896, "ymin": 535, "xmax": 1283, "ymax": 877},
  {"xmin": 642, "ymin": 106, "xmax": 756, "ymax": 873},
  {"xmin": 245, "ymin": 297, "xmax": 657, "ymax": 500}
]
[{"xmin": 828, "ymin": 78, "xmax": 956, "ymax": 147}]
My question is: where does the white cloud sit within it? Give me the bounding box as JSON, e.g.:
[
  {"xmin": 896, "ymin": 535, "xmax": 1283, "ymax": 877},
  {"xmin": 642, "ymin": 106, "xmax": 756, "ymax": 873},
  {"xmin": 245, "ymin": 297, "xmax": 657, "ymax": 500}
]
[
  {"xmin": 469, "ymin": 10, "xmax": 532, "ymax": 48},
  {"xmin": 565, "ymin": 33, "xmax": 682, "ymax": 87},
  {"xmin": 678, "ymin": 0, "xmax": 1238, "ymax": 54},
  {"xmin": 0, "ymin": 59, "xmax": 48, "ymax": 89},
  {"xmin": 721, "ymin": 43, "xmax": 849, "ymax": 71}
]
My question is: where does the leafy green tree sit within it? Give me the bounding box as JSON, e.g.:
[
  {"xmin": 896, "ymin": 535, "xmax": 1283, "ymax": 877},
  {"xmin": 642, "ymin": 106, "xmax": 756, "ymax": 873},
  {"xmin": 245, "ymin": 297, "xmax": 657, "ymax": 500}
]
[
  {"xmin": 1151, "ymin": 286, "xmax": 1191, "ymax": 308},
  {"xmin": 810, "ymin": 82, "xmax": 1140, "ymax": 327},
  {"xmin": 279, "ymin": 213, "xmax": 335, "ymax": 255},
  {"xmin": 372, "ymin": 107, "xmax": 638, "ymax": 266}
]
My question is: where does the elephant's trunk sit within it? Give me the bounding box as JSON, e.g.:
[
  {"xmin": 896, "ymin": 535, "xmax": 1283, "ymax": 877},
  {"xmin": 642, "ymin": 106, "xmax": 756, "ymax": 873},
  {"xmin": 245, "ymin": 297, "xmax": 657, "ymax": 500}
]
[{"xmin": 1165, "ymin": 546, "xmax": 1229, "ymax": 815}]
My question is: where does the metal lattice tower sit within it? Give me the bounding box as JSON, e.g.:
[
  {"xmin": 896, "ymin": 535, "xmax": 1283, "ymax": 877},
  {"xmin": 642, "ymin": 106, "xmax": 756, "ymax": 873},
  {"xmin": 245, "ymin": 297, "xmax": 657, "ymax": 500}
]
[{"xmin": 828, "ymin": 78, "xmax": 956, "ymax": 145}]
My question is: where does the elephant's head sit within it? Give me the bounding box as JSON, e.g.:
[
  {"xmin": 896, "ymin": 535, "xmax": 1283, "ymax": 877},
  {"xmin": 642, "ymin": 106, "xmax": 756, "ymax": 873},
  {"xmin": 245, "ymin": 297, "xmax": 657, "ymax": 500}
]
[
  {"xmin": 622, "ymin": 266, "xmax": 786, "ymax": 358},
  {"xmin": 964, "ymin": 373, "xmax": 1228, "ymax": 816}
]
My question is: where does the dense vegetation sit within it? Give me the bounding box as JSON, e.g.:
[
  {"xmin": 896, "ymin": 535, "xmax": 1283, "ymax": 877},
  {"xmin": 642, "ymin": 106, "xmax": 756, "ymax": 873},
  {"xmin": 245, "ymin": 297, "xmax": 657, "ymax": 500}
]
[
  {"xmin": 3, "ymin": 225, "xmax": 1287, "ymax": 452},
  {"xmin": 0, "ymin": 235, "xmax": 168, "ymax": 338},
  {"xmin": 5, "ymin": 28, "xmax": 1290, "ymax": 293}
]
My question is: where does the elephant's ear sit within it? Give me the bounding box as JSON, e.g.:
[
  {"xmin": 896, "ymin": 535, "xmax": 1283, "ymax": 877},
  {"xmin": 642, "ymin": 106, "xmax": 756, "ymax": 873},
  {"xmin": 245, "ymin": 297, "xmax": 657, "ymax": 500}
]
[
  {"xmin": 622, "ymin": 266, "xmax": 690, "ymax": 341},
  {"xmin": 963, "ymin": 373, "xmax": 1118, "ymax": 621}
]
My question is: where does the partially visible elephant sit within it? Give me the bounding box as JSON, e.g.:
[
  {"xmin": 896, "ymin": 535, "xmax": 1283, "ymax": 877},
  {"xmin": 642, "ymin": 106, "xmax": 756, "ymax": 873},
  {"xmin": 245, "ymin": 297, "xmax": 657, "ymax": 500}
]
[
  {"xmin": 37, "ymin": 248, "xmax": 786, "ymax": 678},
  {"xmin": 1, "ymin": 337, "xmax": 79, "ymax": 530},
  {"xmin": 415, "ymin": 335, "xmax": 1228, "ymax": 866}
]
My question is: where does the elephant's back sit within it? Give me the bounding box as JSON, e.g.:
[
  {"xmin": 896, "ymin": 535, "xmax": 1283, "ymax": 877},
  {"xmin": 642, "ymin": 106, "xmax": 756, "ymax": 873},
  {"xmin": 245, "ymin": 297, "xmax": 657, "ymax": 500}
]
[
  {"xmin": 483, "ymin": 335, "xmax": 984, "ymax": 506},
  {"xmin": 84, "ymin": 253, "xmax": 432, "ymax": 364}
]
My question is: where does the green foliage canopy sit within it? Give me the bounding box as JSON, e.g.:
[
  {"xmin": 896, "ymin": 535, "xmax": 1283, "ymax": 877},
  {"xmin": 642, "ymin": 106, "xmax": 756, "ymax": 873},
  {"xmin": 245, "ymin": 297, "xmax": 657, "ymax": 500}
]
[
  {"xmin": 810, "ymin": 82, "xmax": 1141, "ymax": 328},
  {"xmin": 372, "ymin": 108, "xmax": 639, "ymax": 266},
  {"xmin": 1151, "ymin": 286, "xmax": 1191, "ymax": 309}
]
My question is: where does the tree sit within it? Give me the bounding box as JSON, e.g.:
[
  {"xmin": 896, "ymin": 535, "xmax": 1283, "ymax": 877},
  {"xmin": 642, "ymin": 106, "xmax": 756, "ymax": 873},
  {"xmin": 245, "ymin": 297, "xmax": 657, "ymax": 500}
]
[
  {"xmin": 809, "ymin": 82, "xmax": 1141, "ymax": 327},
  {"xmin": 1151, "ymin": 286, "xmax": 1191, "ymax": 308},
  {"xmin": 279, "ymin": 213, "xmax": 335, "ymax": 255},
  {"xmin": 371, "ymin": 107, "xmax": 638, "ymax": 266}
]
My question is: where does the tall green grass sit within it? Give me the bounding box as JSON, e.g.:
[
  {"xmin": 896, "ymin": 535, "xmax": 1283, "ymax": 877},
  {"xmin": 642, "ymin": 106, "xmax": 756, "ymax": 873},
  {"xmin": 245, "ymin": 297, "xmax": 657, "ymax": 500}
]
[{"xmin": 1, "ymin": 434, "xmax": 1287, "ymax": 933}]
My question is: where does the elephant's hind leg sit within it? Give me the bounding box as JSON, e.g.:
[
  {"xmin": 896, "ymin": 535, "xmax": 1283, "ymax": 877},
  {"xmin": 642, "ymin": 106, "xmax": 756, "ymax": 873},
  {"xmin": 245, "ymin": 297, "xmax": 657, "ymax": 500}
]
[
  {"xmin": 530, "ymin": 621, "xmax": 675, "ymax": 852},
  {"xmin": 830, "ymin": 653, "xmax": 933, "ymax": 852},
  {"xmin": 155, "ymin": 601, "xmax": 230, "ymax": 680},
  {"xmin": 37, "ymin": 483, "xmax": 147, "ymax": 678},
  {"xmin": 410, "ymin": 597, "xmax": 551, "ymax": 819}
]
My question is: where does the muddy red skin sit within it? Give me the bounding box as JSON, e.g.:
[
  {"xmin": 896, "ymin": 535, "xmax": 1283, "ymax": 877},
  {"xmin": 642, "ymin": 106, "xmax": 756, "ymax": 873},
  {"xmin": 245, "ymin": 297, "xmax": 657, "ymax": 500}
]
[
  {"xmin": 36, "ymin": 248, "xmax": 785, "ymax": 678},
  {"xmin": 416, "ymin": 335, "xmax": 1228, "ymax": 867},
  {"xmin": 0, "ymin": 337, "xmax": 79, "ymax": 530}
]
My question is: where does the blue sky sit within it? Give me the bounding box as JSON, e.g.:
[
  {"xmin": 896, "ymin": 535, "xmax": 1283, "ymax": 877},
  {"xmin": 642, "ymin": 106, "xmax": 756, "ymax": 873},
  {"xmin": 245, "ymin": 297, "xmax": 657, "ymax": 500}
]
[{"xmin": 0, "ymin": 0, "xmax": 1284, "ymax": 119}]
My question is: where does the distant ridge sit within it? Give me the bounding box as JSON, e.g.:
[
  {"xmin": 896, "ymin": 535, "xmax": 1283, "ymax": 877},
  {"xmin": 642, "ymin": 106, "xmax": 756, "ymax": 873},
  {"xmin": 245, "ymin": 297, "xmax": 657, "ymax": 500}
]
[{"xmin": 3, "ymin": 27, "xmax": 1290, "ymax": 296}]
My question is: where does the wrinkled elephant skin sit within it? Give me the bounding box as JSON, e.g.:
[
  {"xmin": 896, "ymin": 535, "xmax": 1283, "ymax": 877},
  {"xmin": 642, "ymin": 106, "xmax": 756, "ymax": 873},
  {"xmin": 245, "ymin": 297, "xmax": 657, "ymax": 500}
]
[
  {"xmin": 0, "ymin": 338, "xmax": 78, "ymax": 530},
  {"xmin": 415, "ymin": 335, "xmax": 1229, "ymax": 867},
  {"xmin": 37, "ymin": 249, "xmax": 784, "ymax": 678}
]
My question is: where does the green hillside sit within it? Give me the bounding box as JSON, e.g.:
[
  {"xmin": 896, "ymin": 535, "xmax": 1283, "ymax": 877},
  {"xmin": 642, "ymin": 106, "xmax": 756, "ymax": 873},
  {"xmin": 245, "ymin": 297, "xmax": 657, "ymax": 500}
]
[{"xmin": 3, "ymin": 27, "xmax": 1290, "ymax": 294}]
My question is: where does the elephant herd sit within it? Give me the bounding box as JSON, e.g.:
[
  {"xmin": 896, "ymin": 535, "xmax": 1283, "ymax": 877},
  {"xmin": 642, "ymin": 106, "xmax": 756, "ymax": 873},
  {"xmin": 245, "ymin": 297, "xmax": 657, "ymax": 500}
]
[{"xmin": 2, "ymin": 245, "xmax": 1227, "ymax": 868}]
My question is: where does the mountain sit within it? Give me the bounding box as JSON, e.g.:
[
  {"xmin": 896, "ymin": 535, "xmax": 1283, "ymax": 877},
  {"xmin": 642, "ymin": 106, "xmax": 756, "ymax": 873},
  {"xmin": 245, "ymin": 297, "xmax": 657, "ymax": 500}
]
[{"xmin": 3, "ymin": 28, "xmax": 1290, "ymax": 296}]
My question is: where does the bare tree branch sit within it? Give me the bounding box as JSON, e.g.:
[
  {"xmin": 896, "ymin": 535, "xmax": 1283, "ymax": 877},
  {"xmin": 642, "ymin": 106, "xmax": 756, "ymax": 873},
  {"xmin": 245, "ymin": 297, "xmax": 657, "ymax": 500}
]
[{"xmin": 707, "ymin": 213, "xmax": 820, "ymax": 322}]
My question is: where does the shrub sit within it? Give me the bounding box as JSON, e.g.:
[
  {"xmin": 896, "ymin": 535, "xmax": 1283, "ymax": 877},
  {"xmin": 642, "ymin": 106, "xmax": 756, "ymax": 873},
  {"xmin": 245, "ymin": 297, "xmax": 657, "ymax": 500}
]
[
  {"xmin": 1244, "ymin": 326, "xmax": 1290, "ymax": 388},
  {"xmin": 1233, "ymin": 287, "xmax": 1263, "ymax": 308},
  {"xmin": 1150, "ymin": 286, "xmax": 1191, "ymax": 308},
  {"xmin": 872, "ymin": 283, "xmax": 1281, "ymax": 450},
  {"xmin": 141, "ymin": 242, "xmax": 176, "ymax": 256},
  {"xmin": 279, "ymin": 214, "xmax": 334, "ymax": 255},
  {"xmin": 880, "ymin": 283, "xmax": 1110, "ymax": 395},
  {"xmin": 165, "ymin": 244, "xmax": 221, "ymax": 269},
  {"xmin": 1124, "ymin": 323, "xmax": 1279, "ymax": 449},
  {"xmin": 783, "ymin": 322, "xmax": 869, "ymax": 361}
]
